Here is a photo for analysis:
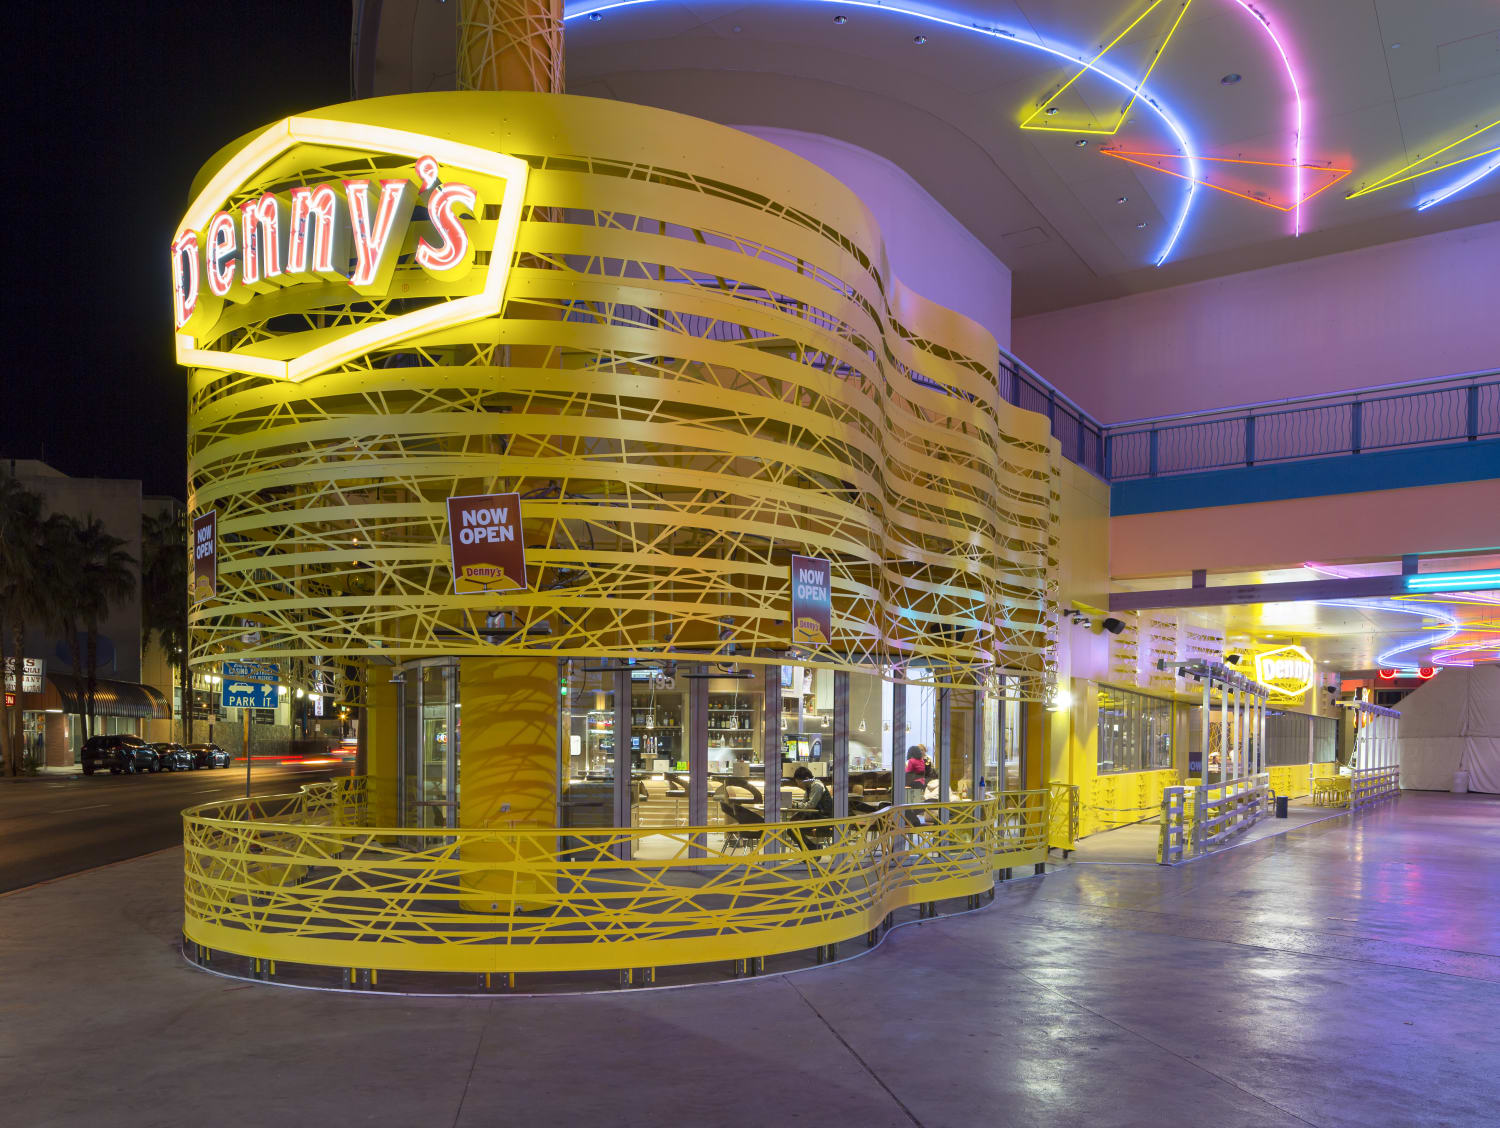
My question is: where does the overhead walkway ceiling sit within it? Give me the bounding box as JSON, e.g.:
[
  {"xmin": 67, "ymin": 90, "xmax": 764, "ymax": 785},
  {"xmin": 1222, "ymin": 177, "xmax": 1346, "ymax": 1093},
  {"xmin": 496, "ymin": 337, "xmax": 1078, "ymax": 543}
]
[{"xmin": 357, "ymin": 0, "xmax": 1500, "ymax": 313}]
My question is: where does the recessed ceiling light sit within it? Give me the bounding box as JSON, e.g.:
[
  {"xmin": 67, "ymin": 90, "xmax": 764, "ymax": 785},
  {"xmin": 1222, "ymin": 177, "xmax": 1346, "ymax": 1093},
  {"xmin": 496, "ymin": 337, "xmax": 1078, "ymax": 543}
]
[
  {"xmin": 913, "ymin": 35, "xmax": 927, "ymax": 44},
  {"xmin": 1221, "ymin": 73, "xmax": 1242, "ymax": 85},
  {"xmin": 588, "ymin": 11, "xmax": 602, "ymax": 20},
  {"xmin": 1390, "ymin": 42, "xmax": 1401, "ymax": 49},
  {"xmin": 1117, "ymin": 196, "xmax": 1128, "ymax": 204},
  {"xmin": 833, "ymin": 14, "xmax": 847, "ymax": 23},
  {"xmin": 1136, "ymin": 222, "xmax": 1149, "ymax": 229},
  {"xmin": 1046, "ymin": 107, "xmax": 1060, "ymax": 116},
  {"xmin": 1076, "ymin": 139, "xmax": 1088, "ymax": 147}
]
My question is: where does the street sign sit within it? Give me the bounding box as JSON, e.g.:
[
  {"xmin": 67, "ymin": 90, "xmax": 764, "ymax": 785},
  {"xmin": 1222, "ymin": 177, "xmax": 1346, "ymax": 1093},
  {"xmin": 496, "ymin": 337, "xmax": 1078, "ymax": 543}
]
[
  {"xmin": 222, "ymin": 660, "xmax": 279, "ymax": 683},
  {"xmin": 223, "ymin": 680, "xmax": 278, "ymax": 709},
  {"xmin": 222, "ymin": 660, "xmax": 280, "ymax": 709}
]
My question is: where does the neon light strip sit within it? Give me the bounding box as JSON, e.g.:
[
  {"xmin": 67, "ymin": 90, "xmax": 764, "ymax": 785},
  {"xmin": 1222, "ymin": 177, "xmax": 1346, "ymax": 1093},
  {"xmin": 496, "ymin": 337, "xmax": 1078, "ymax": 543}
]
[
  {"xmin": 1346, "ymin": 119, "xmax": 1500, "ymax": 200},
  {"xmin": 1310, "ymin": 596, "xmax": 1460, "ymax": 670},
  {"xmin": 1227, "ymin": 2, "xmax": 1304, "ymax": 236},
  {"xmin": 564, "ymin": 0, "xmax": 1200, "ymax": 266},
  {"xmin": 1406, "ymin": 570, "xmax": 1500, "ymax": 592},
  {"xmin": 1418, "ymin": 154, "xmax": 1500, "ymax": 211},
  {"xmin": 1100, "ymin": 149, "xmax": 1349, "ymax": 212},
  {"xmin": 1019, "ymin": 0, "xmax": 1192, "ymax": 136}
]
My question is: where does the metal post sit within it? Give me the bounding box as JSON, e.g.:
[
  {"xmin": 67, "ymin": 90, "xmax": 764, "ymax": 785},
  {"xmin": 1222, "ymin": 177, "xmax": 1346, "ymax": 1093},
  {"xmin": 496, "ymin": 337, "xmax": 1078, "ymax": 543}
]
[
  {"xmin": 763, "ymin": 663, "xmax": 782, "ymax": 829},
  {"xmin": 1466, "ymin": 383, "xmax": 1480, "ymax": 441},
  {"xmin": 891, "ymin": 676, "xmax": 907, "ymax": 802},
  {"xmin": 1350, "ymin": 399, "xmax": 1363, "ymax": 455},
  {"xmin": 833, "ymin": 670, "xmax": 849, "ymax": 818},
  {"xmin": 1219, "ymin": 678, "xmax": 1230, "ymax": 786},
  {"xmin": 1148, "ymin": 428, "xmax": 1160, "ymax": 477},
  {"xmin": 1199, "ymin": 676, "xmax": 1210, "ymax": 783},
  {"xmin": 1244, "ymin": 414, "xmax": 1256, "ymax": 467},
  {"xmin": 688, "ymin": 665, "xmax": 708, "ymax": 856},
  {"xmin": 937, "ymin": 686, "xmax": 952, "ymax": 803},
  {"xmin": 612, "ymin": 667, "xmax": 632, "ymax": 856},
  {"xmin": 971, "ymin": 686, "xmax": 984, "ymax": 800},
  {"xmin": 243, "ymin": 706, "xmax": 251, "ymax": 798}
]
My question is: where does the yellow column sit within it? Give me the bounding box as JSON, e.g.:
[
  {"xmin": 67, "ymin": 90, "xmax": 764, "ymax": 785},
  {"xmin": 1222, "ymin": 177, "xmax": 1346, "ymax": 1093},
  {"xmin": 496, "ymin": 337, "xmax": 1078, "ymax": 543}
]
[
  {"xmin": 364, "ymin": 669, "xmax": 399, "ymax": 828},
  {"xmin": 458, "ymin": 0, "xmax": 564, "ymax": 94},
  {"xmin": 460, "ymin": 657, "xmax": 559, "ymax": 910}
]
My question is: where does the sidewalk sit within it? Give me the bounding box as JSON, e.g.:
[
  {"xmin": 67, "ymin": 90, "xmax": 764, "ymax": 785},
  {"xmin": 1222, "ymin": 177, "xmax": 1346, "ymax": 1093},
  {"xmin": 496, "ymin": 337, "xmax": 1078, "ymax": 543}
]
[
  {"xmin": 1068, "ymin": 795, "xmax": 1347, "ymax": 864},
  {"xmin": 1, "ymin": 792, "xmax": 1497, "ymax": 1127},
  {"xmin": 0, "ymin": 765, "xmax": 83, "ymax": 782}
]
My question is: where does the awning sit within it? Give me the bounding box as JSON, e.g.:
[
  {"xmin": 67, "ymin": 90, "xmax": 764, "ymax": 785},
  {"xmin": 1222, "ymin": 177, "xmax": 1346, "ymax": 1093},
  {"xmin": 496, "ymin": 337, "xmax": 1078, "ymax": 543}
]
[{"xmin": 48, "ymin": 674, "xmax": 171, "ymax": 720}]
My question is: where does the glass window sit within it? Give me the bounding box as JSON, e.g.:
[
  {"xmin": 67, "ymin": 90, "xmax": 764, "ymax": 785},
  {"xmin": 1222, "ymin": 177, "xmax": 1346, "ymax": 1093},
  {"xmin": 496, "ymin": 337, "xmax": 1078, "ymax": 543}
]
[
  {"xmin": 1097, "ymin": 685, "xmax": 1173, "ymax": 774},
  {"xmin": 561, "ymin": 661, "xmax": 618, "ymax": 828}
]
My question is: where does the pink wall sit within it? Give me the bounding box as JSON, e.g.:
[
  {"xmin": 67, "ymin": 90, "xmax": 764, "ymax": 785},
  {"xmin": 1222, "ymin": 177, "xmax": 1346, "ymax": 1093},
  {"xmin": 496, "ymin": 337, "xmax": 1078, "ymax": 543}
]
[
  {"xmin": 1012, "ymin": 222, "xmax": 1500, "ymax": 423},
  {"xmin": 740, "ymin": 127, "xmax": 1012, "ymax": 350}
]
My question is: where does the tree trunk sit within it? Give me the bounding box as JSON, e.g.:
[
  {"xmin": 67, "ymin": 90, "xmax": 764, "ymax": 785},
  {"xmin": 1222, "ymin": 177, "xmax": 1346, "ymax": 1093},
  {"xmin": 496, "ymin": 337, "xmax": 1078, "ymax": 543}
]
[
  {"xmin": 181, "ymin": 653, "xmax": 193, "ymax": 744},
  {"xmin": 67, "ymin": 621, "xmax": 87, "ymax": 745},
  {"xmin": 0, "ymin": 606, "xmax": 17, "ymax": 777},
  {"xmin": 85, "ymin": 626, "xmax": 99, "ymax": 743}
]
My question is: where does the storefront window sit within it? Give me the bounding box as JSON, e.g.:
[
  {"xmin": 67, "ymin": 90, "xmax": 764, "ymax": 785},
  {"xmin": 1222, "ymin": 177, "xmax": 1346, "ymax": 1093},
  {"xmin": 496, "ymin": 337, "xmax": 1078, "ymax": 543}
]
[
  {"xmin": 397, "ymin": 658, "xmax": 458, "ymax": 829},
  {"xmin": 1097, "ymin": 686, "xmax": 1172, "ymax": 774},
  {"xmin": 949, "ymin": 687, "xmax": 977, "ymax": 800},
  {"xmin": 562, "ymin": 661, "xmax": 618, "ymax": 828}
]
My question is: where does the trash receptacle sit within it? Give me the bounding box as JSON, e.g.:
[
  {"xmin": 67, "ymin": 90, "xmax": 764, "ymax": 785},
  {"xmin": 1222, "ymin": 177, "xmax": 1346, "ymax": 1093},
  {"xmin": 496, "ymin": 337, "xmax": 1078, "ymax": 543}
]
[
  {"xmin": 1452, "ymin": 771, "xmax": 1470, "ymax": 794},
  {"xmin": 1274, "ymin": 795, "xmax": 1289, "ymax": 819}
]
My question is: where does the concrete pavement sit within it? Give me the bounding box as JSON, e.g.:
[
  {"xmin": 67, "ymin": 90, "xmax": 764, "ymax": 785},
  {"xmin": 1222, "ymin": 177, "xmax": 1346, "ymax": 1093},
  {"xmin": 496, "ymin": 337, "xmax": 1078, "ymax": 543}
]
[{"xmin": 0, "ymin": 791, "xmax": 1496, "ymax": 1127}]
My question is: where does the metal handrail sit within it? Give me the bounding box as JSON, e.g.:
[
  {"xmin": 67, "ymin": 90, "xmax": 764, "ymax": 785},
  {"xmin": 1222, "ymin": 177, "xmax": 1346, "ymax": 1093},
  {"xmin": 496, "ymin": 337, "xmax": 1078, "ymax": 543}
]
[{"xmin": 1106, "ymin": 367, "xmax": 1500, "ymax": 429}]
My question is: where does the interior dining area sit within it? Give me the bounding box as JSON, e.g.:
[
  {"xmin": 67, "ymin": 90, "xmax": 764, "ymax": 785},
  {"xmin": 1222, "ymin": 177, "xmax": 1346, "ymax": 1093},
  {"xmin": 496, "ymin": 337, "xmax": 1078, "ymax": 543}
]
[{"xmin": 554, "ymin": 659, "xmax": 1030, "ymax": 856}]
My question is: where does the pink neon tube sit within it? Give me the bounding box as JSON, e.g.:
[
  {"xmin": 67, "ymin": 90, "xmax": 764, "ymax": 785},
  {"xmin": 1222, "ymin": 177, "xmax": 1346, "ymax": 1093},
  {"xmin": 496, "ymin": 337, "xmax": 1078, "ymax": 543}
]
[{"xmin": 1229, "ymin": 0, "xmax": 1304, "ymax": 236}]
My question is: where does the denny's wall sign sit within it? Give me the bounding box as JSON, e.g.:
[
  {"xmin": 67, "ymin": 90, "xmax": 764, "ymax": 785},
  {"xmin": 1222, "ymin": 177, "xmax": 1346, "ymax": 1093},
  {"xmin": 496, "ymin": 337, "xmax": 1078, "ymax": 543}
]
[
  {"xmin": 168, "ymin": 116, "xmax": 528, "ymax": 383},
  {"xmin": 447, "ymin": 493, "xmax": 527, "ymax": 594}
]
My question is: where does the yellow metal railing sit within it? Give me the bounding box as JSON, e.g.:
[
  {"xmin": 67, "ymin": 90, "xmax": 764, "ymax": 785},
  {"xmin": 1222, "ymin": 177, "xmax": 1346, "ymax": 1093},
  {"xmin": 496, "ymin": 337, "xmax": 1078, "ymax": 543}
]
[
  {"xmin": 183, "ymin": 780, "xmax": 1048, "ymax": 976},
  {"xmin": 1047, "ymin": 782, "xmax": 1078, "ymax": 852}
]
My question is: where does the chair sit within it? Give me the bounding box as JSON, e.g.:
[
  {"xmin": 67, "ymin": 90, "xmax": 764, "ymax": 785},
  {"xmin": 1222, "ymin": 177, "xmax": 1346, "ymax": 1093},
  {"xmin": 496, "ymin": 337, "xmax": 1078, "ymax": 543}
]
[{"xmin": 721, "ymin": 800, "xmax": 764, "ymax": 851}]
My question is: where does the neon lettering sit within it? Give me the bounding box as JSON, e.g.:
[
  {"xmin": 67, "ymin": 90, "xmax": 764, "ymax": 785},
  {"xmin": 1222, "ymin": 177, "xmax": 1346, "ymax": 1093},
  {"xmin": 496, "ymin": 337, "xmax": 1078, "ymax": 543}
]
[
  {"xmin": 344, "ymin": 177, "xmax": 414, "ymax": 293},
  {"xmin": 286, "ymin": 184, "xmax": 349, "ymax": 278},
  {"xmin": 172, "ymin": 231, "xmax": 201, "ymax": 330},
  {"xmin": 239, "ymin": 192, "xmax": 288, "ymax": 287},
  {"xmin": 205, "ymin": 212, "xmax": 238, "ymax": 298},
  {"xmin": 416, "ymin": 183, "xmax": 478, "ymax": 279}
]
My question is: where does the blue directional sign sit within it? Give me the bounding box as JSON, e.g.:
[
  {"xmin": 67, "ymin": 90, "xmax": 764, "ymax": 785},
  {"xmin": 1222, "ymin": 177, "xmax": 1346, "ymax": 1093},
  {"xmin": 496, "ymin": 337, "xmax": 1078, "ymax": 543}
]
[{"xmin": 222, "ymin": 660, "xmax": 280, "ymax": 709}]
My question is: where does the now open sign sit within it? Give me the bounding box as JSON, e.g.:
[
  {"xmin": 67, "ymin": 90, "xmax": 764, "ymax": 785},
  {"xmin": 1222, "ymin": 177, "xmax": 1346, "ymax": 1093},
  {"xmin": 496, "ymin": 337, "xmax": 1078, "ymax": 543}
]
[{"xmin": 446, "ymin": 492, "xmax": 527, "ymax": 594}]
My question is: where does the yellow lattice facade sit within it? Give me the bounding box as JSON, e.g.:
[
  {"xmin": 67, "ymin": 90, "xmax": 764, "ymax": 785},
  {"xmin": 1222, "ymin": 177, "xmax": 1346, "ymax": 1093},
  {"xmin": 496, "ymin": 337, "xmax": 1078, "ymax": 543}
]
[{"xmin": 179, "ymin": 92, "xmax": 1059, "ymax": 695}]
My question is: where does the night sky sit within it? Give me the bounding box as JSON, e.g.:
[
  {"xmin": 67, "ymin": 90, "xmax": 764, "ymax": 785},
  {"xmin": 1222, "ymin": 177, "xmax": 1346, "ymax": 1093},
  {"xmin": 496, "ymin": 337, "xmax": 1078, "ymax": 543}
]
[{"xmin": 6, "ymin": 3, "xmax": 352, "ymax": 499}]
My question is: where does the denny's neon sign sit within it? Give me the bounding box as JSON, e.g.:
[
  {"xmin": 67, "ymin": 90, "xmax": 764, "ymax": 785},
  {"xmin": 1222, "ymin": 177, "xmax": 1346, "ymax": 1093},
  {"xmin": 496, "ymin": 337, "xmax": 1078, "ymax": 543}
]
[
  {"xmin": 1255, "ymin": 645, "xmax": 1316, "ymax": 700},
  {"xmin": 170, "ymin": 117, "xmax": 528, "ymax": 383}
]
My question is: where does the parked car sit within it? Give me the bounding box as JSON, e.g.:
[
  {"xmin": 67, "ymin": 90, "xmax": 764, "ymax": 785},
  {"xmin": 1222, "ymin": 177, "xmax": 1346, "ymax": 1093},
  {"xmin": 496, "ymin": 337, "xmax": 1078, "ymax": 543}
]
[
  {"xmin": 187, "ymin": 742, "xmax": 231, "ymax": 769},
  {"xmin": 81, "ymin": 734, "xmax": 159, "ymax": 775},
  {"xmin": 151, "ymin": 743, "xmax": 195, "ymax": 771}
]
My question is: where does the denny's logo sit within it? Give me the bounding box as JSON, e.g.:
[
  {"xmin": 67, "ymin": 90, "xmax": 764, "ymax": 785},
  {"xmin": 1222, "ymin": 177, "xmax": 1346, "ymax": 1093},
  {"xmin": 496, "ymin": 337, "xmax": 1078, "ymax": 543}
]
[
  {"xmin": 1255, "ymin": 645, "xmax": 1316, "ymax": 699},
  {"xmin": 169, "ymin": 117, "xmax": 528, "ymax": 383}
]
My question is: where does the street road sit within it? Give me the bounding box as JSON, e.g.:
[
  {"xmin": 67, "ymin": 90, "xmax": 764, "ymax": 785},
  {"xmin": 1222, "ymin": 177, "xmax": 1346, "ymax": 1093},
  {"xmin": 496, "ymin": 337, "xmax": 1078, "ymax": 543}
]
[{"xmin": 0, "ymin": 762, "xmax": 341, "ymax": 893}]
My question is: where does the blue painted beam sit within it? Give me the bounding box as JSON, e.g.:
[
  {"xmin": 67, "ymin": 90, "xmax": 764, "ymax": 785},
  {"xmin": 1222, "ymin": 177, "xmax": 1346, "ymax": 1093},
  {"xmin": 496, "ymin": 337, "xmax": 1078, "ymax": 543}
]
[{"xmin": 1110, "ymin": 437, "xmax": 1500, "ymax": 516}]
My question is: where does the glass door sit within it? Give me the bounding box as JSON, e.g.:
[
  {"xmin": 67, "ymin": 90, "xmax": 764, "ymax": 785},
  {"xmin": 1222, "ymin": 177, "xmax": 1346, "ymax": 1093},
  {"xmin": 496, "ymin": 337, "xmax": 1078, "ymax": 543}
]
[
  {"xmin": 397, "ymin": 658, "xmax": 459, "ymax": 830},
  {"xmin": 561, "ymin": 660, "xmax": 618, "ymax": 829}
]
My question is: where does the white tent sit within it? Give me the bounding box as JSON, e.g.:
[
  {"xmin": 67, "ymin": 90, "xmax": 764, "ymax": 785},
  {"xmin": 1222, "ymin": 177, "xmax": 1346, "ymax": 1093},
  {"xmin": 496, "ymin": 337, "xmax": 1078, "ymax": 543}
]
[{"xmin": 1397, "ymin": 665, "xmax": 1500, "ymax": 793}]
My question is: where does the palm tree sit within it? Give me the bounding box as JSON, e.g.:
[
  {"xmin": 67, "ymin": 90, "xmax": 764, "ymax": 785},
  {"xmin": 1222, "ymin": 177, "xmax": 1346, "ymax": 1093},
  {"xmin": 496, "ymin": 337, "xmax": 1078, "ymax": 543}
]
[
  {"xmin": 0, "ymin": 473, "xmax": 46, "ymax": 776},
  {"xmin": 40, "ymin": 516, "xmax": 88, "ymax": 746},
  {"xmin": 142, "ymin": 509, "xmax": 190, "ymax": 743},
  {"xmin": 74, "ymin": 517, "xmax": 136, "ymax": 739}
]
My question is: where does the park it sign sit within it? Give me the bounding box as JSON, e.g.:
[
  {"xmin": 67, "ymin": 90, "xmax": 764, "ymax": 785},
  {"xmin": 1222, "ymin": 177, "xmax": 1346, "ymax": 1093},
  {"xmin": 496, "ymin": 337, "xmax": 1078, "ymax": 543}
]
[
  {"xmin": 169, "ymin": 116, "xmax": 528, "ymax": 384},
  {"xmin": 790, "ymin": 554, "xmax": 832, "ymax": 648},
  {"xmin": 447, "ymin": 493, "xmax": 527, "ymax": 595},
  {"xmin": 192, "ymin": 510, "xmax": 216, "ymax": 603},
  {"xmin": 1255, "ymin": 645, "xmax": 1316, "ymax": 700}
]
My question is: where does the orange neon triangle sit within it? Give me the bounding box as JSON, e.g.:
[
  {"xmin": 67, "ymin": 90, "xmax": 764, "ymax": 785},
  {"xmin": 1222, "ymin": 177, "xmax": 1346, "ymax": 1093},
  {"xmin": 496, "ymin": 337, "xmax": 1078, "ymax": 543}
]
[{"xmin": 1100, "ymin": 149, "xmax": 1352, "ymax": 212}]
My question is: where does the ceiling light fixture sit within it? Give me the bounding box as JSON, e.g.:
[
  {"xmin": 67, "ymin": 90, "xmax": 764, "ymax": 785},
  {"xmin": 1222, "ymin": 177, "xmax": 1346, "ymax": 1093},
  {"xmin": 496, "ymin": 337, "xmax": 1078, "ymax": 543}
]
[
  {"xmin": 1076, "ymin": 139, "xmax": 1088, "ymax": 147},
  {"xmin": 834, "ymin": 13, "xmax": 847, "ymax": 21},
  {"xmin": 1117, "ymin": 195, "xmax": 1128, "ymax": 203},
  {"xmin": 1220, "ymin": 73, "xmax": 1241, "ymax": 85},
  {"xmin": 913, "ymin": 34, "xmax": 926, "ymax": 43},
  {"xmin": 1136, "ymin": 221, "xmax": 1148, "ymax": 228}
]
